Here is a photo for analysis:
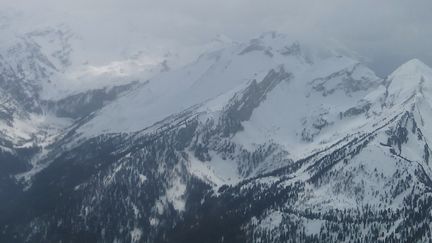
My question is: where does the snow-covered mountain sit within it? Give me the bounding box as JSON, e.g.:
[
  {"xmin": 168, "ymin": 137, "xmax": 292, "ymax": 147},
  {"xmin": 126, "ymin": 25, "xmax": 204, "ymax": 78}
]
[{"xmin": 2, "ymin": 27, "xmax": 432, "ymax": 243}]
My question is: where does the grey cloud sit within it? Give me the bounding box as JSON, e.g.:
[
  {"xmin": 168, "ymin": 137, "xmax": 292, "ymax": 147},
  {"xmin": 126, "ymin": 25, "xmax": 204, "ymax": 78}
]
[{"xmin": 2, "ymin": 0, "xmax": 432, "ymax": 76}]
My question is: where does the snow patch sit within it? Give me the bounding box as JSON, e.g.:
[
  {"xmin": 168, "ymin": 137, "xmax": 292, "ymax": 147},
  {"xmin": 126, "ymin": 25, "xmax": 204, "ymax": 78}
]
[{"xmin": 130, "ymin": 228, "xmax": 142, "ymax": 243}]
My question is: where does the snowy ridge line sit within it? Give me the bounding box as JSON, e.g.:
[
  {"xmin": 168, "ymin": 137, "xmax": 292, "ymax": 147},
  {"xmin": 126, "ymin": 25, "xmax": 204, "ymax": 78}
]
[
  {"xmin": 388, "ymin": 112, "xmax": 432, "ymax": 189},
  {"xmin": 309, "ymin": 62, "xmax": 381, "ymax": 88},
  {"xmin": 231, "ymin": 110, "xmax": 405, "ymax": 188},
  {"xmin": 305, "ymin": 111, "xmax": 404, "ymax": 178},
  {"xmin": 134, "ymin": 103, "xmax": 204, "ymax": 137}
]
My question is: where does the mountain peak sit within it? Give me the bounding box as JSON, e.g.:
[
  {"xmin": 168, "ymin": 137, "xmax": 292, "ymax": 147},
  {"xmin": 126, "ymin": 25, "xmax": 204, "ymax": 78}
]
[
  {"xmin": 390, "ymin": 58, "xmax": 432, "ymax": 80},
  {"xmin": 385, "ymin": 58, "xmax": 432, "ymax": 106},
  {"xmin": 404, "ymin": 58, "xmax": 428, "ymax": 66}
]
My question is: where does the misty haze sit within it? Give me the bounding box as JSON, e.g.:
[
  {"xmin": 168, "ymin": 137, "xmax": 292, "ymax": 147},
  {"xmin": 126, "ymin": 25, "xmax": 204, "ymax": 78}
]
[{"xmin": 1, "ymin": 1, "xmax": 432, "ymax": 243}]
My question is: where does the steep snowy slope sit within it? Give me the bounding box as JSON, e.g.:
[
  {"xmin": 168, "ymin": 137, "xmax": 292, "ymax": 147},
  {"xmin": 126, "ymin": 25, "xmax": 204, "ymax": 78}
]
[
  {"xmin": 159, "ymin": 58, "xmax": 432, "ymax": 243},
  {"xmin": 0, "ymin": 17, "xmax": 173, "ymax": 160},
  {"xmin": 60, "ymin": 32, "xmax": 382, "ymax": 181},
  {"xmin": 77, "ymin": 32, "xmax": 379, "ymax": 137},
  {"xmin": 0, "ymin": 17, "xmax": 179, "ymax": 221}
]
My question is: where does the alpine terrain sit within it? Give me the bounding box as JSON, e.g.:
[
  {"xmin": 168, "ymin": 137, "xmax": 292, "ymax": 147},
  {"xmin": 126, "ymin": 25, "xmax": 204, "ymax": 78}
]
[{"xmin": 1, "ymin": 22, "xmax": 432, "ymax": 243}]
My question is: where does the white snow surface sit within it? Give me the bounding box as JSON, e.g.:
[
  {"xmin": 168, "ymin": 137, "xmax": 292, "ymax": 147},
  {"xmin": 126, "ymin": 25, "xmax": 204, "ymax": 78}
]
[
  {"xmin": 188, "ymin": 151, "xmax": 241, "ymax": 188},
  {"xmin": 77, "ymin": 32, "xmax": 377, "ymax": 138}
]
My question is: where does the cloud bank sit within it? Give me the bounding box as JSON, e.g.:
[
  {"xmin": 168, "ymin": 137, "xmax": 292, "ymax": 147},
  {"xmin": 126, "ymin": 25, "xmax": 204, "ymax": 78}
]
[{"xmin": 2, "ymin": 0, "xmax": 432, "ymax": 76}]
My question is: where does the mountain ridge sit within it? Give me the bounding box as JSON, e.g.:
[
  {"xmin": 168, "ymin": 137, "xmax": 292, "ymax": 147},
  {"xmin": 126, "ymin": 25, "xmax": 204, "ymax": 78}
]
[{"xmin": 2, "ymin": 29, "xmax": 432, "ymax": 242}]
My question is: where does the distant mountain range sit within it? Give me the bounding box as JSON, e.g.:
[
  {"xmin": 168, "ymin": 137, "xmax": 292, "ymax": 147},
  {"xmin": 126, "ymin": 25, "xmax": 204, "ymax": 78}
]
[{"xmin": 1, "ymin": 23, "xmax": 432, "ymax": 243}]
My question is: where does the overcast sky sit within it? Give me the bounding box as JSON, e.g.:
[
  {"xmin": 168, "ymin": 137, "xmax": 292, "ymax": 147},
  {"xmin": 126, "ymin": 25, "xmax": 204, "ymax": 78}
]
[{"xmin": 2, "ymin": 0, "xmax": 432, "ymax": 76}]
